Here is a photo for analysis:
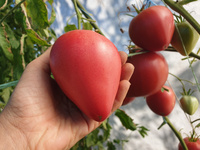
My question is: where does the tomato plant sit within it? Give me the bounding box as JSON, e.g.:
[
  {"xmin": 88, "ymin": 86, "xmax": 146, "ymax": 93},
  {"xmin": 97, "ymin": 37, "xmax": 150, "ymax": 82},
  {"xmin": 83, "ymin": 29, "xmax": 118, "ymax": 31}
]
[
  {"xmin": 129, "ymin": 5, "xmax": 175, "ymax": 51},
  {"xmin": 50, "ymin": 30, "xmax": 121, "ymax": 121},
  {"xmin": 178, "ymin": 137, "xmax": 200, "ymax": 150},
  {"xmin": 1, "ymin": 0, "xmax": 200, "ymax": 149},
  {"xmin": 146, "ymin": 86, "xmax": 176, "ymax": 116},
  {"xmin": 171, "ymin": 21, "xmax": 200, "ymax": 56},
  {"xmin": 127, "ymin": 51, "xmax": 168, "ymax": 97}
]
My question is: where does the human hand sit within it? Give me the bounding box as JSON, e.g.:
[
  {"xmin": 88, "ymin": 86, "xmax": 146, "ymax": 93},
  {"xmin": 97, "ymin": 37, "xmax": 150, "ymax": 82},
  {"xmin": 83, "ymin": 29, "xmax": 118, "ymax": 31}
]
[{"xmin": 0, "ymin": 47, "xmax": 134, "ymax": 150}]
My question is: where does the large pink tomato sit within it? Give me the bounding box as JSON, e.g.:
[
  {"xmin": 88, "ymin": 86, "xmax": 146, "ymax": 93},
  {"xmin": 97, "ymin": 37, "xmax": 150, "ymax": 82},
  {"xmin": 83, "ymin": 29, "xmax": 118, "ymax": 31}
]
[{"xmin": 50, "ymin": 30, "xmax": 121, "ymax": 121}]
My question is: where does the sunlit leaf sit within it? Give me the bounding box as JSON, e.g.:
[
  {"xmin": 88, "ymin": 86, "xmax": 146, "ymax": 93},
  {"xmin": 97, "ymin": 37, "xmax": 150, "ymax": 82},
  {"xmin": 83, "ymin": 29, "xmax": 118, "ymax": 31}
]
[
  {"xmin": 26, "ymin": 29, "xmax": 51, "ymax": 46},
  {"xmin": 115, "ymin": 109, "xmax": 137, "ymax": 131},
  {"xmin": 25, "ymin": 0, "xmax": 49, "ymax": 29},
  {"xmin": 64, "ymin": 24, "xmax": 77, "ymax": 32},
  {"xmin": 82, "ymin": 22, "xmax": 93, "ymax": 30}
]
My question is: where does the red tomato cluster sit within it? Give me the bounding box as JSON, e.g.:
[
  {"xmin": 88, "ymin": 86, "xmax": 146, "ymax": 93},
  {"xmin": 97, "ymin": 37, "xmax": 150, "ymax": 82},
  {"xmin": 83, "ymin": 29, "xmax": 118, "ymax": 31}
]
[{"xmin": 124, "ymin": 6, "xmax": 176, "ymax": 117}]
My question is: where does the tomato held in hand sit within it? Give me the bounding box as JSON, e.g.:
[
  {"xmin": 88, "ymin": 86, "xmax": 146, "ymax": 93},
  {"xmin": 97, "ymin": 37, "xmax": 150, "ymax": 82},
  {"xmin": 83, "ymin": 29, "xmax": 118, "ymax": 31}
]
[
  {"xmin": 171, "ymin": 21, "xmax": 199, "ymax": 56},
  {"xmin": 50, "ymin": 30, "xmax": 121, "ymax": 121},
  {"xmin": 146, "ymin": 86, "xmax": 176, "ymax": 116},
  {"xmin": 178, "ymin": 137, "xmax": 200, "ymax": 150},
  {"xmin": 127, "ymin": 52, "xmax": 168, "ymax": 97},
  {"xmin": 129, "ymin": 6, "xmax": 175, "ymax": 51}
]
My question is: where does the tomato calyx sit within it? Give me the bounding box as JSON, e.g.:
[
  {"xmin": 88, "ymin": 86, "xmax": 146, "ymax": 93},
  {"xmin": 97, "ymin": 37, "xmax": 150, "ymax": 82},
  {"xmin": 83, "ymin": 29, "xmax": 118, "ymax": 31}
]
[{"xmin": 188, "ymin": 136, "xmax": 199, "ymax": 143}]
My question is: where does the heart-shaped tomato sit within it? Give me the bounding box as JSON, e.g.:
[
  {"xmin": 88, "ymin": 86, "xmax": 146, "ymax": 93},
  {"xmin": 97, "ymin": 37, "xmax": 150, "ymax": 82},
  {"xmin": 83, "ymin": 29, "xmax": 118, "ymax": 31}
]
[
  {"xmin": 180, "ymin": 95, "xmax": 199, "ymax": 115},
  {"xmin": 171, "ymin": 21, "xmax": 200, "ymax": 56},
  {"xmin": 50, "ymin": 30, "xmax": 121, "ymax": 121},
  {"xmin": 129, "ymin": 6, "xmax": 175, "ymax": 51}
]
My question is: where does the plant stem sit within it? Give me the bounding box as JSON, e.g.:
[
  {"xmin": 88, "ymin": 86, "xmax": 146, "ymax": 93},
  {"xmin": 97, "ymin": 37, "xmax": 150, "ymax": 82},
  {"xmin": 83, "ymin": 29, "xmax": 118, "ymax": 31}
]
[
  {"xmin": 76, "ymin": 1, "xmax": 104, "ymax": 36},
  {"xmin": 72, "ymin": 0, "xmax": 81, "ymax": 29},
  {"xmin": 163, "ymin": 116, "xmax": 188, "ymax": 150},
  {"xmin": 163, "ymin": 0, "xmax": 200, "ymax": 35},
  {"xmin": 191, "ymin": 118, "xmax": 200, "ymax": 124},
  {"xmin": 129, "ymin": 46, "xmax": 200, "ymax": 60},
  {"xmin": 0, "ymin": 0, "xmax": 26, "ymax": 25}
]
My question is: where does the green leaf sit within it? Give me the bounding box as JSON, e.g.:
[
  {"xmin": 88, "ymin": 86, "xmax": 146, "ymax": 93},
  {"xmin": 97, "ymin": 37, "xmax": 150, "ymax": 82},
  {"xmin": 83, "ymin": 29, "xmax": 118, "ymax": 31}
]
[
  {"xmin": 107, "ymin": 141, "xmax": 116, "ymax": 150},
  {"xmin": 14, "ymin": 7, "xmax": 26, "ymax": 29},
  {"xmin": 101, "ymin": 121, "xmax": 112, "ymax": 141},
  {"xmin": 86, "ymin": 129, "xmax": 99, "ymax": 147},
  {"xmin": 25, "ymin": 0, "xmax": 49, "ymax": 29},
  {"xmin": 64, "ymin": 24, "xmax": 77, "ymax": 32},
  {"xmin": 0, "ymin": 26, "xmax": 13, "ymax": 62},
  {"xmin": 137, "ymin": 126, "xmax": 149, "ymax": 138},
  {"xmin": 4, "ymin": 23, "xmax": 20, "ymax": 49},
  {"xmin": 178, "ymin": 0, "xmax": 197, "ymax": 5},
  {"xmin": 82, "ymin": 22, "xmax": 93, "ymax": 30},
  {"xmin": 13, "ymin": 49, "xmax": 24, "ymax": 80},
  {"xmin": 26, "ymin": 29, "xmax": 51, "ymax": 46},
  {"xmin": 0, "ymin": 87, "xmax": 12, "ymax": 103},
  {"xmin": 115, "ymin": 109, "xmax": 137, "ymax": 131},
  {"xmin": 195, "ymin": 123, "xmax": 200, "ymax": 128},
  {"xmin": 0, "ymin": 80, "xmax": 19, "ymax": 90}
]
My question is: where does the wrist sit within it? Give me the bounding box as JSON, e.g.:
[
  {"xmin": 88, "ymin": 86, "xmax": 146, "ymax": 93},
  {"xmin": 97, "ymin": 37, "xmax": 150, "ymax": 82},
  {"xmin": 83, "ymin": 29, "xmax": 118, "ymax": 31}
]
[{"xmin": 0, "ymin": 110, "xmax": 28, "ymax": 150}]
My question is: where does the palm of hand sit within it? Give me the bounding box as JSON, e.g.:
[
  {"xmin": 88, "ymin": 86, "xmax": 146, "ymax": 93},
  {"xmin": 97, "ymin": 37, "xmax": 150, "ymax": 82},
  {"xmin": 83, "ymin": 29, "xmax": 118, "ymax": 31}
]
[{"xmin": 1, "ymin": 48, "xmax": 133, "ymax": 150}]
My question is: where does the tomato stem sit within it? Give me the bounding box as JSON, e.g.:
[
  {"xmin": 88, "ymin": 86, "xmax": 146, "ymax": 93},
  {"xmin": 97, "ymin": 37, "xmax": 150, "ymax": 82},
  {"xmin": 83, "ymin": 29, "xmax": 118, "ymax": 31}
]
[
  {"xmin": 76, "ymin": 1, "xmax": 105, "ymax": 36},
  {"xmin": 72, "ymin": 0, "xmax": 81, "ymax": 30},
  {"xmin": 163, "ymin": 116, "xmax": 188, "ymax": 150},
  {"xmin": 163, "ymin": 0, "xmax": 200, "ymax": 35},
  {"xmin": 191, "ymin": 118, "xmax": 200, "ymax": 124}
]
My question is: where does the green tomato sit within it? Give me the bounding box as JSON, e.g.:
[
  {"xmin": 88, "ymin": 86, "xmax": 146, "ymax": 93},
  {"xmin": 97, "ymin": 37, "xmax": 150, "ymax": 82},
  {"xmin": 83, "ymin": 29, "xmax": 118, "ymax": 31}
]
[
  {"xmin": 171, "ymin": 21, "xmax": 199, "ymax": 56},
  {"xmin": 180, "ymin": 95, "xmax": 199, "ymax": 115}
]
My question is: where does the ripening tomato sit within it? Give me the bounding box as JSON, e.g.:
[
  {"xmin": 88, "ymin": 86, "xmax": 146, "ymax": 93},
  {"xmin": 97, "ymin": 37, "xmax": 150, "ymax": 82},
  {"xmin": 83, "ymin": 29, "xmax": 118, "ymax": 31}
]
[
  {"xmin": 146, "ymin": 86, "xmax": 176, "ymax": 116},
  {"xmin": 178, "ymin": 137, "xmax": 200, "ymax": 150},
  {"xmin": 127, "ymin": 51, "xmax": 168, "ymax": 97},
  {"xmin": 180, "ymin": 95, "xmax": 199, "ymax": 115},
  {"xmin": 129, "ymin": 5, "xmax": 175, "ymax": 51},
  {"xmin": 50, "ymin": 30, "xmax": 121, "ymax": 121},
  {"xmin": 171, "ymin": 21, "xmax": 200, "ymax": 56}
]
